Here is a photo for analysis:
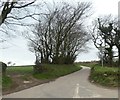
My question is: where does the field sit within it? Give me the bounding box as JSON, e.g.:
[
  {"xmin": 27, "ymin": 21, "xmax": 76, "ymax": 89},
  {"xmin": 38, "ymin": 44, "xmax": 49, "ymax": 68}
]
[
  {"xmin": 2, "ymin": 64, "xmax": 81, "ymax": 94},
  {"xmin": 7, "ymin": 65, "xmax": 33, "ymax": 75}
]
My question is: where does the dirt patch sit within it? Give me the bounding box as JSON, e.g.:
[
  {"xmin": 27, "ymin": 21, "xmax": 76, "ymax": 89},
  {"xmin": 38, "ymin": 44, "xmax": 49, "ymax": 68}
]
[{"xmin": 2, "ymin": 74, "xmax": 55, "ymax": 95}]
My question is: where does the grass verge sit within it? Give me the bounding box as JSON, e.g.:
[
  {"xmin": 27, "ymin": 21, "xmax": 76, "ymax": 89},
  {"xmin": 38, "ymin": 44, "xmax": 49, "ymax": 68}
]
[
  {"xmin": 33, "ymin": 64, "xmax": 82, "ymax": 79},
  {"xmin": 2, "ymin": 76, "xmax": 12, "ymax": 90},
  {"xmin": 89, "ymin": 64, "xmax": 119, "ymax": 87}
]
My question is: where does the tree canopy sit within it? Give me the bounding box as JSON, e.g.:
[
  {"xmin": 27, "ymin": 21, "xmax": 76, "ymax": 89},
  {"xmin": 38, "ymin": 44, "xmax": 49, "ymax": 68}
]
[{"xmin": 28, "ymin": 2, "xmax": 92, "ymax": 64}]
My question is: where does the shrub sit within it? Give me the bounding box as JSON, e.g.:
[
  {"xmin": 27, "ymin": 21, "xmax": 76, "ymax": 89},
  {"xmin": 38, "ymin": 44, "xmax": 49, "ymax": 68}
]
[
  {"xmin": 33, "ymin": 60, "xmax": 43, "ymax": 73},
  {"xmin": 0, "ymin": 62, "xmax": 7, "ymax": 76}
]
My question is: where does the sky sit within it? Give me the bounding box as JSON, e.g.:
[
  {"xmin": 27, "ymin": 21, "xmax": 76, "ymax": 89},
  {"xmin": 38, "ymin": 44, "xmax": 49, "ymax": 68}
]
[{"xmin": 0, "ymin": 0, "xmax": 119, "ymax": 65}]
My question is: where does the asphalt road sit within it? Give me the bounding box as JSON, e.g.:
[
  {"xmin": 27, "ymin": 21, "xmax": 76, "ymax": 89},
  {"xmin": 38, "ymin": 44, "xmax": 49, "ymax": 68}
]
[{"xmin": 3, "ymin": 66, "xmax": 118, "ymax": 98}]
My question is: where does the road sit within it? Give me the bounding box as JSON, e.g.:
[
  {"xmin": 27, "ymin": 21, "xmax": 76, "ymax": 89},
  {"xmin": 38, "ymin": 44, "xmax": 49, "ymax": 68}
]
[{"xmin": 3, "ymin": 66, "xmax": 118, "ymax": 98}]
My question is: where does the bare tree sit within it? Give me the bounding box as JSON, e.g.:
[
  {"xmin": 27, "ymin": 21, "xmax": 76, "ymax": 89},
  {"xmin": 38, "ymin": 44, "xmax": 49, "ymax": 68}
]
[
  {"xmin": 0, "ymin": 0, "xmax": 37, "ymax": 25},
  {"xmin": 28, "ymin": 2, "xmax": 92, "ymax": 65},
  {"xmin": 90, "ymin": 18, "xmax": 108, "ymax": 64},
  {"xmin": 0, "ymin": 0, "xmax": 42, "ymax": 49},
  {"xmin": 0, "ymin": 0, "xmax": 44, "ymax": 69},
  {"xmin": 91, "ymin": 15, "xmax": 119, "ymax": 67}
]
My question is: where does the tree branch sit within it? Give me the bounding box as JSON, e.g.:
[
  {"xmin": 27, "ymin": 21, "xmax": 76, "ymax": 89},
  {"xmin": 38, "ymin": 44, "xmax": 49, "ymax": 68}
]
[{"xmin": 13, "ymin": 0, "xmax": 36, "ymax": 8}]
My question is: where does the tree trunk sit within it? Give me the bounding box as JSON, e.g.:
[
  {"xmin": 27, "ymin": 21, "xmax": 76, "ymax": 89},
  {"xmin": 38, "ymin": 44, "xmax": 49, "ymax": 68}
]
[{"xmin": 106, "ymin": 46, "xmax": 113, "ymax": 67}]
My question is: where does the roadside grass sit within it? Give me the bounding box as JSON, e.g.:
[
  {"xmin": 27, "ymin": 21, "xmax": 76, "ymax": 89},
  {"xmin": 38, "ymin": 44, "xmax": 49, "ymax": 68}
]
[
  {"xmin": 89, "ymin": 64, "xmax": 119, "ymax": 87},
  {"xmin": 2, "ymin": 76, "xmax": 12, "ymax": 90},
  {"xmin": 3, "ymin": 64, "xmax": 81, "ymax": 92},
  {"xmin": 33, "ymin": 64, "xmax": 82, "ymax": 79}
]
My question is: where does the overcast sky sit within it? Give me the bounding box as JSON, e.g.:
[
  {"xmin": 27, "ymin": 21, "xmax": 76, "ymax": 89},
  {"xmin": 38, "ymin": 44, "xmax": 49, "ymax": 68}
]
[{"xmin": 0, "ymin": 0, "xmax": 119, "ymax": 65}]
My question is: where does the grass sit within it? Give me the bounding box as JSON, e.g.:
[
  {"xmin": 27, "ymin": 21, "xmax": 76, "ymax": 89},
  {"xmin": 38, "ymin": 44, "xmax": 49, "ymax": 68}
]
[
  {"xmin": 88, "ymin": 64, "xmax": 119, "ymax": 87},
  {"xmin": 2, "ymin": 76, "xmax": 12, "ymax": 90},
  {"xmin": 33, "ymin": 64, "xmax": 82, "ymax": 79},
  {"xmin": 7, "ymin": 66, "xmax": 33, "ymax": 75},
  {"xmin": 0, "ymin": 75, "xmax": 2, "ymax": 90}
]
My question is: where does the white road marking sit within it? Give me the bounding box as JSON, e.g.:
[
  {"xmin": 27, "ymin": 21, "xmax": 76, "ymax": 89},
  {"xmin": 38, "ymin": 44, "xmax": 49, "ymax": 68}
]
[{"xmin": 73, "ymin": 84, "xmax": 80, "ymax": 98}]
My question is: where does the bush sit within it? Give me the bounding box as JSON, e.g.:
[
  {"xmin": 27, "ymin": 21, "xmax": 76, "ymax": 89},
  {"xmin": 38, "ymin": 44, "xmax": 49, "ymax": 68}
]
[
  {"xmin": 33, "ymin": 60, "xmax": 43, "ymax": 73},
  {"xmin": 0, "ymin": 62, "xmax": 7, "ymax": 76},
  {"xmin": 52, "ymin": 55, "xmax": 76, "ymax": 64}
]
